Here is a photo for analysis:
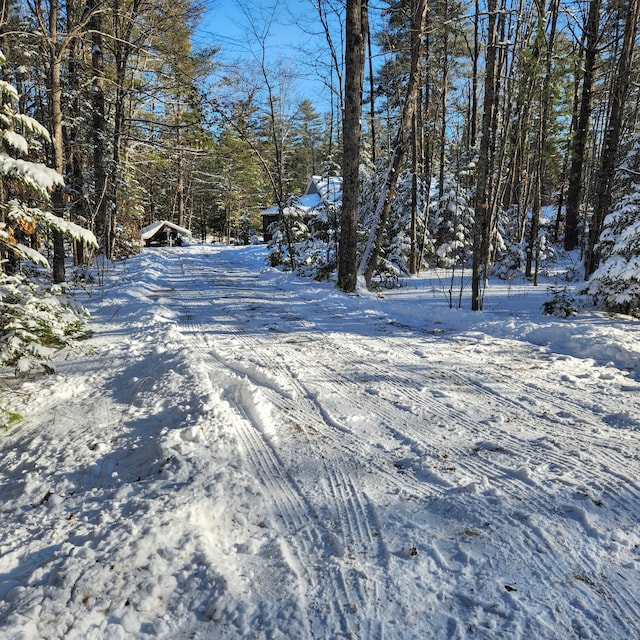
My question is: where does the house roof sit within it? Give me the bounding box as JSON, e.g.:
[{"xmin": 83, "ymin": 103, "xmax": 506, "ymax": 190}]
[
  {"xmin": 308, "ymin": 175, "xmax": 342, "ymax": 205},
  {"xmin": 141, "ymin": 220, "xmax": 192, "ymax": 241},
  {"xmin": 261, "ymin": 175, "xmax": 342, "ymax": 217}
]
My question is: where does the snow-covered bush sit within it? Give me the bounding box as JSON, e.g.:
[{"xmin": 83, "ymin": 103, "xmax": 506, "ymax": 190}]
[
  {"xmin": 0, "ymin": 50, "xmax": 96, "ymax": 374},
  {"xmin": 491, "ymin": 240, "xmax": 525, "ymax": 279},
  {"xmin": 359, "ymin": 167, "xmax": 431, "ymax": 280},
  {"xmin": 292, "ymin": 236, "xmax": 337, "ymax": 280},
  {"xmin": 0, "ymin": 273, "xmax": 91, "ymax": 374},
  {"xmin": 236, "ymin": 211, "xmax": 261, "ymax": 245},
  {"xmin": 266, "ymin": 189, "xmax": 342, "ymax": 281},
  {"xmin": 584, "ymin": 206, "xmax": 640, "ymax": 316},
  {"xmin": 542, "ymin": 286, "xmax": 577, "ymax": 317},
  {"xmin": 489, "ymin": 204, "xmax": 520, "ymax": 279},
  {"xmin": 266, "ymin": 203, "xmax": 308, "ymax": 270}
]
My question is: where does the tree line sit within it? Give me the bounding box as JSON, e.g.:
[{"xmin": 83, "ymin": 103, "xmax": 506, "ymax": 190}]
[
  {"xmin": 337, "ymin": 0, "xmax": 640, "ymax": 315},
  {"xmin": 1, "ymin": 0, "xmax": 640, "ymax": 319}
]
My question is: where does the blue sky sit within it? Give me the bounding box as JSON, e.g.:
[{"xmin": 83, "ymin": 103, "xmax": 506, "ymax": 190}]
[
  {"xmin": 196, "ymin": 0, "xmax": 318, "ymax": 62},
  {"xmin": 195, "ymin": 0, "xmax": 340, "ymax": 111}
]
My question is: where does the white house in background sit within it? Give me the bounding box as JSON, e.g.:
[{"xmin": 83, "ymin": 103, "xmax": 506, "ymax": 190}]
[
  {"xmin": 261, "ymin": 175, "xmax": 343, "ymax": 241},
  {"xmin": 141, "ymin": 220, "xmax": 192, "ymax": 247}
]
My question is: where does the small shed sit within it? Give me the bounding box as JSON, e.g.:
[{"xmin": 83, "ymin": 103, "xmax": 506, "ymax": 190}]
[
  {"xmin": 141, "ymin": 221, "xmax": 192, "ymax": 247},
  {"xmin": 261, "ymin": 175, "xmax": 342, "ymax": 241}
]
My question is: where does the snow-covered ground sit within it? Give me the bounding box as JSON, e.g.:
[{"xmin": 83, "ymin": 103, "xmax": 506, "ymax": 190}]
[{"xmin": 1, "ymin": 244, "xmax": 639, "ymax": 639}]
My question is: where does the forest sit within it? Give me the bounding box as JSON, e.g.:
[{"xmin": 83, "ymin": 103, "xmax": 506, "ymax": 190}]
[{"xmin": 1, "ymin": 0, "xmax": 639, "ymax": 374}]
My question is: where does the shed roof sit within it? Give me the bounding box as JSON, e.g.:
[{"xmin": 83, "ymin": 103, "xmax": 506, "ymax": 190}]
[{"xmin": 141, "ymin": 220, "xmax": 192, "ymax": 241}]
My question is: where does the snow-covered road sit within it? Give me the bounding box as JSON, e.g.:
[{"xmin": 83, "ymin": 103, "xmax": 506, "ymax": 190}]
[{"xmin": 1, "ymin": 244, "xmax": 639, "ymax": 639}]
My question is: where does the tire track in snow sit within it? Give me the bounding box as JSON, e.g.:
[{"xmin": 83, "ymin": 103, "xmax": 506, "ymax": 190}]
[
  {"xmin": 160, "ymin": 251, "xmax": 374, "ymax": 638},
  {"xmin": 364, "ymin": 332, "xmax": 639, "ymax": 480},
  {"xmin": 184, "ymin": 329, "xmax": 392, "ymax": 638},
  {"xmin": 164, "ymin": 252, "xmax": 442, "ymax": 504},
  {"xmin": 316, "ymin": 334, "xmax": 640, "ymax": 631},
  {"xmin": 224, "ymin": 390, "xmax": 352, "ymax": 638},
  {"xmin": 209, "ymin": 305, "xmax": 640, "ymax": 633},
  {"xmin": 237, "ymin": 274, "xmax": 630, "ymax": 493},
  {"xmin": 171, "ymin": 254, "xmax": 425, "ymax": 638},
  {"xmin": 323, "ymin": 333, "xmax": 639, "ymax": 503},
  {"xmin": 160, "ymin": 249, "xmax": 640, "ymax": 636},
  {"xmin": 165, "ymin": 257, "xmax": 559, "ymax": 635}
]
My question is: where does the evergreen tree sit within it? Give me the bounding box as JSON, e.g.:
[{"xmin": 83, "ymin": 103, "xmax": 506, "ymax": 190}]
[
  {"xmin": 0, "ymin": 50, "xmax": 96, "ymax": 374},
  {"xmin": 289, "ymin": 98, "xmax": 325, "ymax": 190},
  {"xmin": 434, "ymin": 175, "xmax": 473, "ymax": 268},
  {"xmin": 584, "ymin": 138, "xmax": 640, "ymax": 316}
]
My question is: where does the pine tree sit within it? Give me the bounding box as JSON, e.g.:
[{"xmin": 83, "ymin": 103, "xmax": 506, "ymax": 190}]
[
  {"xmin": 434, "ymin": 175, "xmax": 474, "ymax": 268},
  {"xmin": 0, "ymin": 50, "xmax": 96, "ymax": 374},
  {"xmin": 584, "ymin": 138, "xmax": 640, "ymax": 317},
  {"xmin": 289, "ymin": 99, "xmax": 325, "ymax": 190}
]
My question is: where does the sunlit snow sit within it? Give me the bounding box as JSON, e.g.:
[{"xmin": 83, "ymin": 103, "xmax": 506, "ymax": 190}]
[{"xmin": 1, "ymin": 244, "xmax": 638, "ymax": 639}]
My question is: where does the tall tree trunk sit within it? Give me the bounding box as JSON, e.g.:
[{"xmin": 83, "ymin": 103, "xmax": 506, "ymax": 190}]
[
  {"xmin": 410, "ymin": 109, "xmax": 418, "ymax": 274},
  {"xmin": 367, "ymin": 17, "xmax": 376, "ymax": 165},
  {"xmin": 176, "ymin": 97, "xmax": 185, "ymax": 226},
  {"xmin": 471, "ymin": 0, "xmax": 498, "ymax": 311},
  {"xmin": 438, "ymin": 0, "xmax": 449, "ymax": 199},
  {"xmin": 418, "ymin": 39, "xmax": 432, "ymax": 271},
  {"xmin": 585, "ymin": 0, "xmax": 640, "ymax": 276},
  {"xmin": 48, "ymin": 0, "xmax": 65, "ymax": 283},
  {"xmin": 554, "ymin": 60, "xmax": 581, "ymax": 241},
  {"xmin": 339, "ymin": 0, "xmax": 368, "ymax": 292},
  {"xmin": 89, "ymin": 0, "xmax": 107, "ymax": 254},
  {"xmin": 67, "ymin": 0, "xmax": 85, "ymax": 265},
  {"xmin": 470, "ymin": 0, "xmax": 479, "ymax": 148},
  {"xmin": 358, "ymin": 0, "xmax": 429, "ymax": 288},
  {"xmin": 564, "ymin": 0, "xmax": 600, "ymax": 252},
  {"xmin": 109, "ymin": 0, "xmax": 142, "ymax": 259},
  {"xmin": 526, "ymin": 0, "xmax": 559, "ymax": 283}
]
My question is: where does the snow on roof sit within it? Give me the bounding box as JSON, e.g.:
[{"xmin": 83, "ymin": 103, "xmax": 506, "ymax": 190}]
[
  {"xmin": 310, "ymin": 175, "xmax": 342, "ymax": 205},
  {"xmin": 141, "ymin": 220, "xmax": 192, "ymax": 240},
  {"xmin": 261, "ymin": 175, "xmax": 342, "ymax": 216}
]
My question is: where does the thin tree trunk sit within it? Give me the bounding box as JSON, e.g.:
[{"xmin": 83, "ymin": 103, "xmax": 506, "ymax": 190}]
[
  {"xmin": 67, "ymin": 0, "xmax": 86, "ymax": 266},
  {"xmin": 48, "ymin": 0, "xmax": 65, "ymax": 283},
  {"xmin": 554, "ymin": 56, "xmax": 581, "ymax": 241},
  {"xmin": 367, "ymin": 18, "xmax": 376, "ymax": 165},
  {"xmin": 358, "ymin": 0, "xmax": 429, "ymax": 288},
  {"xmin": 313, "ymin": 0, "xmax": 344, "ymax": 154},
  {"xmin": 410, "ymin": 109, "xmax": 418, "ymax": 274},
  {"xmin": 88, "ymin": 0, "xmax": 107, "ymax": 254},
  {"xmin": 176, "ymin": 97, "xmax": 185, "ymax": 227},
  {"xmin": 438, "ymin": 0, "xmax": 449, "ymax": 199},
  {"xmin": 109, "ymin": 0, "xmax": 142, "ymax": 259},
  {"xmin": 471, "ymin": 0, "xmax": 479, "ymax": 148},
  {"xmin": 527, "ymin": 0, "xmax": 559, "ymax": 282}
]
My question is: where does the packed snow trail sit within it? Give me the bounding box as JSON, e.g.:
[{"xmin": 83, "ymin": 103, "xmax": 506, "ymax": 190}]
[{"xmin": 0, "ymin": 244, "xmax": 639, "ymax": 639}]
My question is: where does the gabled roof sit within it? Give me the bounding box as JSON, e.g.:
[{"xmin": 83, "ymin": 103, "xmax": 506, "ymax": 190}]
[
  {"xmin": 261, "ymin": 175, "xmax": 342, "ymax": 217},
  {"xmin": 141, "ymin": 220, "xmax": 192, "ymax": 241}
]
